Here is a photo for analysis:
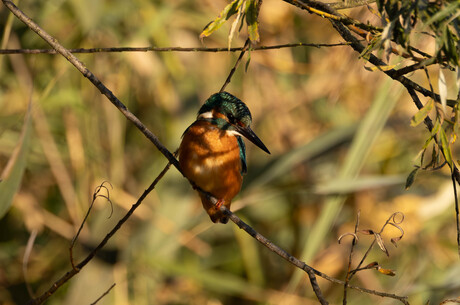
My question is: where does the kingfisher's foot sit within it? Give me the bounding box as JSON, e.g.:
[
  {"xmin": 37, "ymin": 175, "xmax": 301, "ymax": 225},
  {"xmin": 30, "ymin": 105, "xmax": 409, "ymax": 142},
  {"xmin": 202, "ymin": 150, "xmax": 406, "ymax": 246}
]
[{"xmin": 215, "ymin": 199, "xmax": 224, "ymax": 209}]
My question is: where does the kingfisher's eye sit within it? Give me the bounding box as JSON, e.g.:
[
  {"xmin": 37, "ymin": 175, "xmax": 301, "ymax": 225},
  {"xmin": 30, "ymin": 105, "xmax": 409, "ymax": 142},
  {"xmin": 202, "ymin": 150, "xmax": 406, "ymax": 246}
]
[{"xmin": 227, "ymin": 113, "xmax": 236, "ymax": 123}]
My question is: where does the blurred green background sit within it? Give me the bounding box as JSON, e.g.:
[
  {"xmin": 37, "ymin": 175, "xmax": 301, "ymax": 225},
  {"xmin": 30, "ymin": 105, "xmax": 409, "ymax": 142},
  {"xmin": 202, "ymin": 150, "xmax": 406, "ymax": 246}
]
[{"xmin": 1, "ymin": 0, "xmax": 459, "ymax": 304}]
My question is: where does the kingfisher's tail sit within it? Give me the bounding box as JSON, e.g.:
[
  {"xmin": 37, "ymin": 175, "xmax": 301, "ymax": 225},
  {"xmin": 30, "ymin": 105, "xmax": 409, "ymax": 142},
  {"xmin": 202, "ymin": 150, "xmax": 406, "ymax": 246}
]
[{"xmin": 198, "ymin": 193, "xmax": 229, "ymax": 224}]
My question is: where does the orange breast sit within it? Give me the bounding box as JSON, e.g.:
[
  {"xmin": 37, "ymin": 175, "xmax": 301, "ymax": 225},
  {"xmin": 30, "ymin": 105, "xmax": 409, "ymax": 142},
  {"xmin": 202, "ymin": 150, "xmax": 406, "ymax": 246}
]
[{"xmin": 179, "ymin": 120, "xmax": 243, "ymax": 203}]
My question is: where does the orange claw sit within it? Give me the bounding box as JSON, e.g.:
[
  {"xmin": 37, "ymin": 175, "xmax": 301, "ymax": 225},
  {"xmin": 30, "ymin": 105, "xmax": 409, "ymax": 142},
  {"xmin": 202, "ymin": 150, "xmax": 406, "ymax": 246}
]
[{"xmin": 215, "ymin": 199, "xmax": 224, "ymax": 209}]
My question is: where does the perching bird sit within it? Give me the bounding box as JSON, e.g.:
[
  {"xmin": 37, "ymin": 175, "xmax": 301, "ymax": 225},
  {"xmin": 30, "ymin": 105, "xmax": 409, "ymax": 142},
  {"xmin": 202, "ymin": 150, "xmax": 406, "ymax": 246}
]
[{"xmin": 179, "ymin": 92, "xmax": 270, "ymax": 223}]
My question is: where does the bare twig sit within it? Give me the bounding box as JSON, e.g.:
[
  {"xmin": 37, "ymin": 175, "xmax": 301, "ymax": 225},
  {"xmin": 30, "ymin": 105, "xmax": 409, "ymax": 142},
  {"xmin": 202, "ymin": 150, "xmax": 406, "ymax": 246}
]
[
  {"xmin": 69, "ymin": 181, "xmax": 113, "ymax": 271},
  {"xmin": 219, "ymin": 39, "xmax": 250, "ymax": 93},
  {"xmin": 0, "ymin": 42, "xmax": 350, "ymax": 55},
  {"xmin": 343, "ymin": 211, "xmax": 360, "ymax": 305},
  {"xmin": 89, "ymin": 283, "xmax": 116, "ymax": 305}
]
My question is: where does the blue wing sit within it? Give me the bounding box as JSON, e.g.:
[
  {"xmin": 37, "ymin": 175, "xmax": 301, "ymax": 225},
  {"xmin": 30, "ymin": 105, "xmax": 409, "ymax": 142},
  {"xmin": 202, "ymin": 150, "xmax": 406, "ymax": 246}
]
[{"xmin": 237, "ymin": 136, "xmax": 247, "ymax": 175}]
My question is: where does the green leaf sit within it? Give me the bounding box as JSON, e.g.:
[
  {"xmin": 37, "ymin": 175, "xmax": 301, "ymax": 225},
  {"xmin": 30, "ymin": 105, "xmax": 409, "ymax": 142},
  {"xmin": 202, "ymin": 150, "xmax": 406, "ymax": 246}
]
[
  {"xmin": 405, "ymin": 167, "xmax": 419, "ymax": 190},
  {"xmin": 0, "ymin": 103, "xmax": 32, "ymax": 219},
  {"xmin": 411, "ymin": 99, "xmax": 434, "ymax": 127},
  {"xmin": 424, "ymin": 1, "xmax": 460, "ymax": 27},
  {"xmin": 439, "ymin": 127, "xmax": 453, "ymax": 167},
  {"xmin": 200, "ymin": 0, "xmax": 243, "ymax": 39},
  {"xmin": 431, "ymin": 117, "xmax": 441, "ymax": 136},
  {"xmin": 245, "ymin": 0, "xmax": 260, "ymax": 43}
]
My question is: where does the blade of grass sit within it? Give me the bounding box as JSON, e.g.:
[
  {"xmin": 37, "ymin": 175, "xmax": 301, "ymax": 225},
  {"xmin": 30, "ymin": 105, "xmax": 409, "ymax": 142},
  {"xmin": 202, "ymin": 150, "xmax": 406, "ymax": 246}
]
[
  {"xmin": 286, "ymin": 79, "xmax": 403, "ymax": 292},
  {"xmin": 0, "ymin": 99, "xmax": 32, "ymax": 219},
  {"xmin": 249, "ymin": 124, "xmax": 357, "ymax": 188}
]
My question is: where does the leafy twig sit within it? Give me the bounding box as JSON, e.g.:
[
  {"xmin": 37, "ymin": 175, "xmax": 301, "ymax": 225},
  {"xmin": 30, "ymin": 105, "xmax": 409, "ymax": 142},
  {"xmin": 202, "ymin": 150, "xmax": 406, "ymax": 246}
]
[{"xmin": 283, "ymin": 0, "xmax": 458, "ymax": 108}]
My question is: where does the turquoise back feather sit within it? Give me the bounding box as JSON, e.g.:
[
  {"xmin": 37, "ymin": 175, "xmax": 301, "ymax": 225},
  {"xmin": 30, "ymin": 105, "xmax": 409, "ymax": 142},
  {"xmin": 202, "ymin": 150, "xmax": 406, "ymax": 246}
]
[{"xmin": 237, "ymin": 136, "xmax": 247, "ymax": 175}]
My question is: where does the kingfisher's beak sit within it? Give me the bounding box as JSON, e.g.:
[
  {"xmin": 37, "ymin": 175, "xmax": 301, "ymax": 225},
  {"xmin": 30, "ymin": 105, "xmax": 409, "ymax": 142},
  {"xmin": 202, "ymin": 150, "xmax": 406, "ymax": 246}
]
[{"xmin": 235, "ymin": 125, "xmax": 270, "ymax": 154}]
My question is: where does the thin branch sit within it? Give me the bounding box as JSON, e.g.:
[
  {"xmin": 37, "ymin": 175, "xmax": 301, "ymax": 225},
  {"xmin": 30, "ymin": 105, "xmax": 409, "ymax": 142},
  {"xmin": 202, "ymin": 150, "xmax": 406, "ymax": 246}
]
[
  {"xmin": 343, "ymin": 210, "xmax": 360, "ymax": 305},
  {"xmin": 220, "ymin": 39, "xmax": 250, "ymax": 93},
  {"xmin": 69, "ymin": 181, "xmax": 113, "ymax": 271},
  {"xmin": 89, "ymin": 283, "xmax": 116, "ymax": 305},
  {"xmin": 0, "ymin": 42, "xmax": 351, "ymax": 55}
]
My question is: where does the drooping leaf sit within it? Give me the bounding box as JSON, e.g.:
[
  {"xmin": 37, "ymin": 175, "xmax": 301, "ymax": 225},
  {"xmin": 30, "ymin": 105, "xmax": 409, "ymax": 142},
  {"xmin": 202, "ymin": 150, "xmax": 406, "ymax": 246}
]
[
  {"xmin": 430, "ymin": 118, "xmax": 441, "ymax": 136},
  {"xmin": 410, "ymin": 99, "xmax": 434, "ymax": 127},
  {"xmin": 439, "ymin": 127, "xmax": 453, "ymax": 167},
  {"xmin": 228, "ymin": 3, "xmax": 244, "ymax": 49},
  {"xmin": 200, "ymin": 0, "xmax": 243, "ymax": 39},
  {"xmin": 438, "ymin": 69, "xmax": 448, "ymax": 113},
  {"xmin": 245, "ymin": 0, "xmax": 260, "ymax": 43},
  {"xmin": 374, "ymin": 232, "xmax": 389, "ymax": 256},
  {"xmin": 377, "ymin": 266, "xmax": 396, "ymax": 276},
  {"xmin": 405, "ymin": 166, "xmax": 419, "ymax": 190}
]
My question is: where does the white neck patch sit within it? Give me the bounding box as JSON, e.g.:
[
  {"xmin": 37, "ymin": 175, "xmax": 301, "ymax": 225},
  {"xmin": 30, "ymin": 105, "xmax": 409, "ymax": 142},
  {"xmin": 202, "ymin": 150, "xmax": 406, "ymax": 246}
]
[{"xmin": 198, "ymin": 111, "xmax": 213, "ymax": 119}]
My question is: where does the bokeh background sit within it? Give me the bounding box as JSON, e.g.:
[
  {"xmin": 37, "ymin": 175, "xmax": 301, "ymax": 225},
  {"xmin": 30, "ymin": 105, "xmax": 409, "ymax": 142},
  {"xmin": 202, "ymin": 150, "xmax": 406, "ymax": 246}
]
[{"xmin": 1, "ymin": 0, "xmax": 459, "ymax": 304}]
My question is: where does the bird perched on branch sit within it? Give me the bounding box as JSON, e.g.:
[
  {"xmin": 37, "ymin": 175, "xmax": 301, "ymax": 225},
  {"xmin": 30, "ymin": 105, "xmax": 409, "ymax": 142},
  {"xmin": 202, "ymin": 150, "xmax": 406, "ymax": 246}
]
[{"xmin": 179, "ymin": 92, "xmax": 270, "ymax": 223}]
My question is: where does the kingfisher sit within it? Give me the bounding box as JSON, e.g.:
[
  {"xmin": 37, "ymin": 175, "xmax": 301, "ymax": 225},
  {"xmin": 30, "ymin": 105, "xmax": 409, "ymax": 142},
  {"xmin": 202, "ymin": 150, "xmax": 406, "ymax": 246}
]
[{"xmin": 179, "ymin": 92, "xmax": 270, "ymax": 223}]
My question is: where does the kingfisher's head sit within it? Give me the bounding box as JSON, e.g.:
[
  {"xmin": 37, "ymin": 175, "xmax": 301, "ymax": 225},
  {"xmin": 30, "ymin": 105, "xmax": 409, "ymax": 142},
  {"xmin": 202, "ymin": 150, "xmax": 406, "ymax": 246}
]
[{"xmin": 197, "ymin": 92, "xmax": 270, "ymax": 154}]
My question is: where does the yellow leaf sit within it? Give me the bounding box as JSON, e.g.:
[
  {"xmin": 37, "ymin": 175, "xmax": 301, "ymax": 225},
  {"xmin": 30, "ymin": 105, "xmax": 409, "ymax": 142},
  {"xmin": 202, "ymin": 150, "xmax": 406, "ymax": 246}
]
[
  {"xmin": 411, "ymin": 99, "xmax": 434, "ymax": 127},
  {"xmin": 200, "ymin": 0, "xmax": 243, "ymax": 39},
  {"xmin": 245, "ymin": 0, "xmax": 260, "ymax": 43},
  {"xmin": 377, "ymin": 266, "xmax": 396, "ymax": 276}
]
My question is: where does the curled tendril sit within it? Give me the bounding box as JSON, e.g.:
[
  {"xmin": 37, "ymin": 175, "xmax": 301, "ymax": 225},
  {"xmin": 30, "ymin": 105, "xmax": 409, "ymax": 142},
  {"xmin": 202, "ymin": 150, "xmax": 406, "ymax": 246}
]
[
  {"xmin": 93, "ymin": 181, "xmax": 114, "ymax": 219},
  {"xmin": 382, "ymin": 211, "xmax": 405, "ymax": 248},
  {"xmin": 389, "ymin": 211, "xmax": 405, "ymax": 225},
  {"xmin": 338, "ymin": 232, "xmax": 359, "ymax": 244},
  {"xmin": 69, "ymin": 181, "xmax": 114, "ymax": 270}
]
